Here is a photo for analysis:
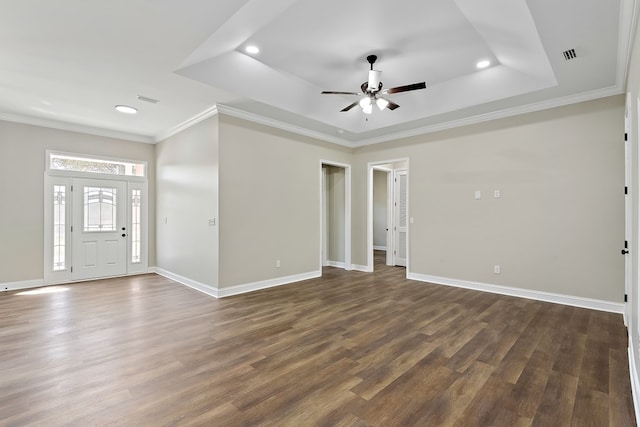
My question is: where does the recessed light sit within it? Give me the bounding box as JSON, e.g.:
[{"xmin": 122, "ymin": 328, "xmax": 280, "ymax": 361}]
[
  {"xmin": 115, "ymin": 105, "xmax": 138, "ymax": 114},
  {"xmin": 245, "ymin": 45, "xmax": 260, "ymax": 54},
  {"xmin": 476, "ymin": 60, "xmax": 491, "ymax": 69}
]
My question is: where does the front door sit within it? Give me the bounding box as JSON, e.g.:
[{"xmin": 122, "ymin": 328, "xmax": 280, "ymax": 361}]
[{"xmin": 71, "ymin": 178, "xmax": 127, "ymax": 280}]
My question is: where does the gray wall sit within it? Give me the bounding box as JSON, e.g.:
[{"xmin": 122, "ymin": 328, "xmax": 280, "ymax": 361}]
[
  {"xmin": 155, "ymin": 116, "xmax": 219, "ymax": 287},
  {"xmin": 0, "ymin": 121, "xmax": 156, "ymax": 283},
  {"xmin": 218, "ymin": 114, "xmax": 351, "ymax": 288},
  {"xmin": 353, "ymin": 95, "xmax": 625, "ymax": 302},
  {"xmin": 326, "ymin": 165, "xmax": 346, "ymax": 263}
]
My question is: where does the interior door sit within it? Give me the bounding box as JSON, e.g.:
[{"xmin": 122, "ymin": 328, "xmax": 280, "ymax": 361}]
[
  {"xmin": 394, "ymin": 169, "xmax": 407, "ymax": 267},
  {"xmin": 72, "ymin": 178, "xmax": 127, "ymax": 280}
]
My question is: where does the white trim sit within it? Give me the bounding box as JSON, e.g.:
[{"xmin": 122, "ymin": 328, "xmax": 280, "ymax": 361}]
[
  {"xmin": 367, "ymin": 158, "xmax": 410, "ymax": 272},
  {"xmin": 320, "ymin": 160, "xmax": 352, "ymax": 271},
  {"xmin": 351, "ymin": 264, "xmax": 370, "ymax": 273},
  {"xmin": 629, "ymin": 344, "xmax": 640, "ymax": 425},
  {"xmin": 373, "ymin": 245, "xmax": 387, "ymax": 251},
  {"xmin": 152, "ymin": 268, "xmax": 322, "ymax": 299},
  {"xmin": 0, "ymin": 111, "xmax": 154, "ymax": 144},
  {"xmin": 217, "ymin": 105, "xmax": 349, "ymax": 146},
  {"xmin": 326, "ymin": 261, "xmax": 346, "ymax": 269},
  {"xmin": 2, "ymin": 269, "xmax": 156, "ymax": 292},
  {"xmin": 0, "ymin": 86, "xmax": 627, "ymax": 149},
  {"xmin": 1, "ymin": 279, "xmax": 45, "ymax": 292},
  {"xmin": 154, "ymin": 105, "xmax": 220, "ymax": 143},
  {"xmin": 153, "ymin": 267, "xmax": 219, "ymax": 298},
  {"xmin": 350, "ymin": 86, "xmax": 624, "ymax": 147},
  {"xmin": 407, "ymin": 272, "xmax": 626, "ymax": 314},
  {"xmin": 217, "ymin": 271, "xmax": 321, "ymax": 298},
  {"xmin": 212, "ymin": 87, "xmax": 625, "ymax": 149}
]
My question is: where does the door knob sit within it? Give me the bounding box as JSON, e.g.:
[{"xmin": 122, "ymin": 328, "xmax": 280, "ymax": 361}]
[
  {"xmin": 122, "ymin": 233, "xmax": 127, "ymax": 238},
  {"xmin": 122, "ymin": 227, "xmax": 126, "ymax": 231},
  {"xmin": 622, "ymin": 249, "xmax": 629, "ymax": 255}
]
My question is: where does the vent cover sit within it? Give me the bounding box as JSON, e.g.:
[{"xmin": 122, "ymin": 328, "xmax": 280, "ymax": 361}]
[
  {"xmin": 137, "ymin": 95, "xmax": 159, "ymax": 104},
  {"xmin": 563, "ymin": 49, "xmax": 577, "ymax": 61}
]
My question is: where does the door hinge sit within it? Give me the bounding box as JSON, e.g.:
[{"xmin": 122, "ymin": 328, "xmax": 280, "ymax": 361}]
[
  {"xmin": 71, "ymin": 185, "xmax": 73, "ymax": 192},
  {"xmin": 625, "ymin": 186, "xmax": 628, "ymax": 195},
  {"xmin": 71, "ymin": 226, "xmax": 73, "ymax": 232},
  {"xmin": 625, "ymin": 133, "xmax": 628, "ymax": 141},
  {"xmin": 625, "ymin": 294, "xmax": 628, "ymax": 302},
  {"xmin": 625, "ymin": 240, "xmax": 628, "ymax": 249},
  {"xmin": 71, "ymin": 266, "xmax": 73, "ymax": 273}
]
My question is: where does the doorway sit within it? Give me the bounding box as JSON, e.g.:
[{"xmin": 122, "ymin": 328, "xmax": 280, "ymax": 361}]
[
  {"xmin": 367, "ymin": 159, "xmax": 409, "ymax": 272},
  {"xmin": 44, "ymin": 152, "xmax": 148, "ymax": 284},
  {"xmin": 320, "ymin": 161, "xmax": 351, "ymax": 271}
]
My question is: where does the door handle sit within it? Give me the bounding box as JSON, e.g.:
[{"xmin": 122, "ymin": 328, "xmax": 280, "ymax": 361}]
[{"xmin": 622, "ymin": 249, "xmax": 629, "ymax": 255}]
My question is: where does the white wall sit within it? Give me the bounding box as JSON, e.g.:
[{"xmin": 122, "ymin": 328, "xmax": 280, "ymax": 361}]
[
  {"xmin": 0, "ymin": 120, "xmax": 156, "ymax": 284},
  {"xmin": 353, "ymin": 95, "xmax": 625, "ymax": 303},
  {"xmin": 155, "ymin": 116, "xmax": 219, "ymax": 287}
]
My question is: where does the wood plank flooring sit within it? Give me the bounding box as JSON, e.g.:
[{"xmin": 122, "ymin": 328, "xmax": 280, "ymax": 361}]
[{"xmin": 0, "ymin": 252, "xmax": 635, "ymax": 426}]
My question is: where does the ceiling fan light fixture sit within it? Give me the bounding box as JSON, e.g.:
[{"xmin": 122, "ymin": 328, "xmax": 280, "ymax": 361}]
[
  {"xmin": 362, "ymin": 104, "xmax": 373, "ymax": 115},
  {"xmin": 376, "ymin": 98, "xmax": 389, "ymax": 111},
  {"xmin": 359, "ymin": 97, "xmax": 372, "ymax": 109}
]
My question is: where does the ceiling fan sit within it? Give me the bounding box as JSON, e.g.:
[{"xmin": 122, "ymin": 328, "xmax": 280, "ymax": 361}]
[{"xmin": 321, "ymin": 55, "xmax": 426, "ymax": 114}]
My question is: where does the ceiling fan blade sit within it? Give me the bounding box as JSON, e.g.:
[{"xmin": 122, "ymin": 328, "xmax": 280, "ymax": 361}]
[
  {"xmin": 321, "ymin": 91, "xmax": 360, "ymax": 95},
  {"xmin": 386, "ymin": 100, "xmax": 400, "ymax": 110},
  {"xmin": 384, "ymin": 82, "xmax": 426, "ymax": 94},
  {"xmin": 341, "ymin": 101, "xmax": 360, "ymax": 112}
]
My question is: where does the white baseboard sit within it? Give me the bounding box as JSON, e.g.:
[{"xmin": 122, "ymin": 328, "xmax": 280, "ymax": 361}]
[
  {"xmin": 373, "ymin": 246, "xmax": 387, "ymax": 251},
  {"xmin": 1, "ymin": 269, "xmax": 156, "ymax": 293},
  {"xmin": 1, "ymin": 279, "xmax": 45, "ymax": 292},
  {"xmin": 351, "ymin": 264, "xmax": 370, "ymax": 272},
  {"xmin": 407, "ymin": 272, "xmax": 625, "ymax": 314},
  {"xmin": 629, "ymin": 344, "xmax": 640, "ymax": 425},
  {"xmin": 153, "ymin": 267, "xmax": 219, "ymax": 298},
  {"xmin": 152, "ymin": 267, "xmax": 322, "ymax": 299},
  {"xmin": 326, "ymin": 260, "xmax": 346, "ymax": 269},
  {"xmin": 217, "ymin": 270, "xmax": 321, "ymax": 298}
]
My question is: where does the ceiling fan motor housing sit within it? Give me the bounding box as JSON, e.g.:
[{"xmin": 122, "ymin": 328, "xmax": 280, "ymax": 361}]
[{"xmin": 368, "ymin": 70, "xmax": 382, "ymax": 91}]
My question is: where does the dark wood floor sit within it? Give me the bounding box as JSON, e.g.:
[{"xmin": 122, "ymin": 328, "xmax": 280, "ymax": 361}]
[{"xmin": 0, "ymin": 251, "xmax": 635, "ymax": 426}]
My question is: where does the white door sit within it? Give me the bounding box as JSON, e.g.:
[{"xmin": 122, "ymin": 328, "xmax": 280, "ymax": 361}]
[
  {"xmin": 72, "ymin": 178, "xmax": 127, "ymax": 280},
  {"xmin": 394, "ymin": 169, "xmax": 408, "ymax": 267}
]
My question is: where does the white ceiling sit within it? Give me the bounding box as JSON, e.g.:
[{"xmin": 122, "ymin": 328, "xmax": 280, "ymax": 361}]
[{"xmin": 0, "ymin": 0, "xmax": 635, "ymax": 146}]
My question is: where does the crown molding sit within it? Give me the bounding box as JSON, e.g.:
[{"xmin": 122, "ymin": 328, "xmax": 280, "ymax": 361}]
[
  {"xmin": 0, "ymin": 111, "xmax": 154, "ymax": 143},
  {"xmin": 215, "ymin": 104, "xmax": 355, "ymax": 147},
  {"xmin": 153, "ymin": 105, "xmax": 220, "ymax": 143},
  {"xmin": 0, "ymin": 85, "xmax": 626, "ymax": 148},
  {"xmin": 349, "ymin": 85, "xmax": 625, "ymax": 147}
]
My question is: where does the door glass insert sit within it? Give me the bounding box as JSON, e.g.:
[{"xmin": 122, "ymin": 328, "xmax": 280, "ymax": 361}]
[
  {"xmin": 131, "ymin": 189, "xmax": 141, "ymax": 263},
  {"xmin": 49, "ymin": 153, "xmax": 145, "ymax": 177},
  {"xmin": 53, "ymin": 185, "xmax": 66, "ymax": 271},
  {"xmin": 84, "ymin": 187, "xmax": 117, "ymax": 232}
]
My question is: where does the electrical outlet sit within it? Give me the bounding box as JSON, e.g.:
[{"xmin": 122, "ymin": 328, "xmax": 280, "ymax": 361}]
[
  {"xmin": 276, "ymin": 260, "xmax": 281, "ymax": 268},
  {"xmin": 494, "ymin": 265, "xmax": 501, "ymax": 274}
]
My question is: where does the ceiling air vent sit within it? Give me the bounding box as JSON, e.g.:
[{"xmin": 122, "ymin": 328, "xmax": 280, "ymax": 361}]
[
  {"xmin": 137, "ymin": 95, "xmax": 159, "ymax": 104},
  {"xmin": 563, "ymin": 48, "xmax": 577, "ymax": 61}
]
